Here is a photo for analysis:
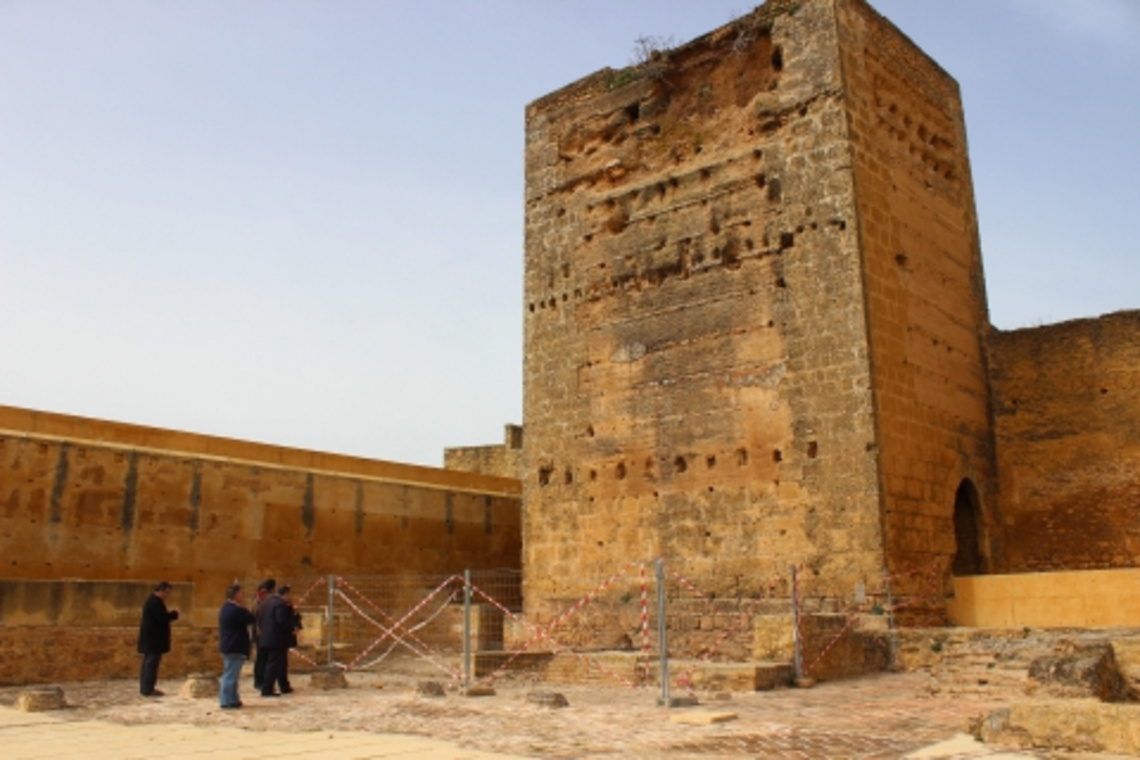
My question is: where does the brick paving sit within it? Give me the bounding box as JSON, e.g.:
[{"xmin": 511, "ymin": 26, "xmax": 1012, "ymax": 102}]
[{"xmin": 0, "ymin": 670, "xmax": 1124, "ymax": 758}]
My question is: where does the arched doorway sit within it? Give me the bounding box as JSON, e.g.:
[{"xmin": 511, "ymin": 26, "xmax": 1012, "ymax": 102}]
[{"xmin": 952, "ymin": 479, "xmax": 984, "ymax": 576}]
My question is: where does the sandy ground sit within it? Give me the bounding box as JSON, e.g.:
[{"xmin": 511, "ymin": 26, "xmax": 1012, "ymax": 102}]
[{"xmin": 0, "ymin": 669, "xmax": 1129, "ymax": 759}]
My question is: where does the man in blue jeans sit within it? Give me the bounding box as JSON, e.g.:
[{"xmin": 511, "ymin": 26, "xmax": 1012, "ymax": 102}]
[{"xmin": 218, "ymin": 583, "xmax": 256, "ymax": 709}]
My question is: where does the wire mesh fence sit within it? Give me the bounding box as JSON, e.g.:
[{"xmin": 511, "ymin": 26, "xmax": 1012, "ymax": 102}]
[{"xmin": 252, "ymin": 559, "xmax": 944, "ymax": 700}]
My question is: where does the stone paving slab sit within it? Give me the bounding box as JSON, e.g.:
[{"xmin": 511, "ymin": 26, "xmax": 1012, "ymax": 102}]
[{"xmin": 0, "ymin": 710, "xmax": 524, "ymax": 760}]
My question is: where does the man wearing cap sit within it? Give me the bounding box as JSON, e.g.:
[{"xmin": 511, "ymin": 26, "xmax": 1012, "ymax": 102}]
[
  {"xmin": 137, "ymin": 581, "xmax": 180, "ymax": 697},
  {"xmin": 218, "ymin": 583, "xmax": 256, "ymax": 709}
]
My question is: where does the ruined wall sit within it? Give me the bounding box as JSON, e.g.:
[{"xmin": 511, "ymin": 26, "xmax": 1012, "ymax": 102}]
[
  {"xmin": 835, "ymin": 0, "xmax": 997, "ymax": 589},
  {"xmin": 0, "ymin": 405, "xmax": 521, "ymax": 624},
  {"xmin": 989, "ymin": 312, "xmax": 1140, "ymax": 572},
  {"xmin": 444, "ymin": 424, "xmax": 524, "ymax": 479},
  {"xmin": 523, "ymin": 0, "xmax": 887, "ymax": 637}
]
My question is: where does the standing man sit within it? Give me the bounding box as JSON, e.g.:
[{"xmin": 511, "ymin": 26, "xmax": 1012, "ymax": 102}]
[
  {"xmin": 218, "ymin": 583, "xmax": 256, "ymax": 709},
  {"xmin": 251, "ymin": 578, "xmax": 275, "ymax": 691},
  {"xmin": 274, "ymin": 585, "xmax": 302, "ymax": 694},
  {"xmin": 258, "ymin": 582, "xmax": 299, "ymax": 697},
  {"xmin": 137, "ymin": 581, "xmax": 179, "ymax": 697}
]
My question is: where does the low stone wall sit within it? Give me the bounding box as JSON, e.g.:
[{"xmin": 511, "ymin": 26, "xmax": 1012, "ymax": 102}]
[
  {"xmin": 947, "ymin": 569, "xmax": 1140, "ymax": 628},
  {"xmin": 0, "ymin": 625, "xmax": 217, "ymax": 686}
]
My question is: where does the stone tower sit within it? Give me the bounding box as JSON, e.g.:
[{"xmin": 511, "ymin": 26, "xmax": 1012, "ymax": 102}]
[{"xmin": 523, "ymin": 0, "xmax": 995, "ymax": 632}]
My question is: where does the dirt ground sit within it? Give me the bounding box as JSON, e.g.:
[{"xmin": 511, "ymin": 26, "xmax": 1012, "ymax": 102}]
[{"xmin": 1, "ymin": 667, "xmax": 1131, "ymax": 759}]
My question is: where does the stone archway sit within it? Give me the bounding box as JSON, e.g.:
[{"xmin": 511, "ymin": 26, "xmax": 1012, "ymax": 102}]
[{"xmin": 952, "ymin": 478, "xmax": 984, "ymax": 576}]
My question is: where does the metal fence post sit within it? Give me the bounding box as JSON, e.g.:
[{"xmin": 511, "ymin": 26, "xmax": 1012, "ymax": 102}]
[
  {"xmin": 463, "ymin": 569, "xmax": 472, "ymax": 689},
  {"xmin": 326, "ymin": 574, "xmax": 336, "ymax": 669},
  {"xmin": 791, "ymin": 565, "xmax": 804, "ymax": 682},
  {"xmin": 656, "ymin": 558, "xmax": 669, "ymax": 706}
]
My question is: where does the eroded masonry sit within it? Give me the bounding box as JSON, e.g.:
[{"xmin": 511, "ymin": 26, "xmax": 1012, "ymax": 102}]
[{"xmin": 520, "ymin": 0, "xmax": 1136, "ymax": 637}]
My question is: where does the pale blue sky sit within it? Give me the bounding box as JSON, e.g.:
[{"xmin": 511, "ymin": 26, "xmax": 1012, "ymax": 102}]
[{"xmin": 2, "ymin": 1, "xmax": 1137, "ymax": 466}]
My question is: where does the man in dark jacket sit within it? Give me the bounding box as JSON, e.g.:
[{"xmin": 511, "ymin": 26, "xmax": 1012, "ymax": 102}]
[
  {"xmin": 218, "ymin": 582, "xmax": 256, "ymax": 709},
  {"xmin": 257, "ymin": 584, "xmax": 299, "ymax": 697},
  {"xmin": 137, "ymin": 581, "xmax": 179, "ymax": 697},
  {"xmin": 250, "ymin": 578, "xmax": 275, "ymax": 690}
]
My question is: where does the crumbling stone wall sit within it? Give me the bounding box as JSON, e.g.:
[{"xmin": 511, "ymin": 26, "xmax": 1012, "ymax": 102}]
[
  {"xmin": 0, "ymin": 405, "xmax": 521, "ymax": 624},
  {"xmin": 522, "ymin": 0, "xmax": 997, "ymax": 639},
  {"xmin": 989, "ymin": 311, "xmax": 1140, "ymax": 571}
]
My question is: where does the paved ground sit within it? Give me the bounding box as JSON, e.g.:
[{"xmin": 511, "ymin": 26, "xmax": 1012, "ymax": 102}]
[{"xmin": 0, "ymin": 671, "xmax": 1127, "ymax": 759}]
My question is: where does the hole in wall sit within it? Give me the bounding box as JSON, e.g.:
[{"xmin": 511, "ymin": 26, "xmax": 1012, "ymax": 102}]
[
  {"xmin": 807, "ymin": 441, "xmax": 818, "ymax": 459},
  {"xmin": 589, "ymin": 469, "xmax": 597, "ymax": 481},
  {"xmin": 775, "ymin": 277, "xmax": 787, "ymax": 288},
  {"xmin": 768, "ymin": 177, "xmax": 782, "ymax": 202},
  {"xmin": 706, "ymin": 455, "xmax": 717, "ymax": 469},
  {"xmin": 771, "ymin": 47, "xmax": 784, "ymax": 71},
  {"xmin": 674, "ymin": 456, "xmax": 688, "ymax": 473},
  {"xmin": 773, "ymin": 449, "xmax": 783, "ymax": 463},
  {"xmin": 564, "ymin": 469, "xmax": 573, "ymax": 485},
  {"xmin": 736, "ymin": 448, "xmax": 749, "ymax": 466},
  {"xmin": 625, "ymin": 102, "xmax": 640, "ymax": 123},
  {"xmin": 616, "ymin": 462, "xmax": 627, "ymax": 480},
  {"xmin": 780, "ymin": 232, "xmax": 795, "ymax": 249},
  {"xmin": 538, "ymin": 465, "xmax": 553, "ymax": 486}
]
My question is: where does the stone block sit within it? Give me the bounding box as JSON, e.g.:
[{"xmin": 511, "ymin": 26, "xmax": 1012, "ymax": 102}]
[
  {"xmin": 16, "ymin": 686, "xmax": 65, "ymax": 712},
  {"xmin": 1026, "ymin": 641, "xmax": 1131, "ymax": 702},
  {"xmin": 310, "ymin": 668, "xmax": 348, "ymax": 690},
  {"xmin": 180, "ymin": 673, "xmax": 217, "ymax": 699},
  {"xmin": 526, "ymin": 691, "xmax": 569, "ymax": 708},
  {"xmin": 670, "ymin": 710, "xmax": 737, "ymax": 725},
  {"xmin": 415, "ymin": 681, "xmax": 446, "ymax": 697}
]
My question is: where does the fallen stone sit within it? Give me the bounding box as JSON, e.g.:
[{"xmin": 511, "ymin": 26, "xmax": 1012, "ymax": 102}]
[
  {"xmin": 16, "ymin": 686, "xmax": 65, "ymax": 712},
  {"xmin": 310, "ymin": 668, "xmax": 348, "ymax": 690},
  {"xmin": 415, "ymin": 681, "xmax": 446, "ymax": 697},
  {"xmin": 526, "ymin": 691, "xmax": 569, "ymax": 708},
  {"xmin": 180, "ymin": 673, "xmax": 218, "ymax": 699},
  {"xmin": 1026, "ymin": 641, "xmax": 1130, "ymax": 702},
  {"xmin": 669, "ymin": 710, "xmax": 738, "ymax": 726}
]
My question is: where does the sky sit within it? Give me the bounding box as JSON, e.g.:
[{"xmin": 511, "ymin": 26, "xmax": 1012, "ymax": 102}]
[{"xmin": 2, "ymin": 0, "xmax": 1137, "ymax": 467}]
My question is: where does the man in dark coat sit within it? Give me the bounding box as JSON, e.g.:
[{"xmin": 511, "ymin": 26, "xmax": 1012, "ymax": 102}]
[
  {"xmin": 218, "ymin": 582, "xmax": 256, "ymax": 709},
  {"xmin": 137, "ymin": 581, "xmax": 180, "ymax": 697},
  {"xmin": 257, "ymin": 585, "xmax": 294, "ymax": 697},
  {"xmin": 251, "ymin": 578, "xmax": 275, "ymax": 690}
]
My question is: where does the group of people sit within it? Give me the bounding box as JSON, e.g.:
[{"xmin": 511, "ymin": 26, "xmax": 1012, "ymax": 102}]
[{"xmin": 136, "ymin": 578, "xmax": 303, "ymax": 709}]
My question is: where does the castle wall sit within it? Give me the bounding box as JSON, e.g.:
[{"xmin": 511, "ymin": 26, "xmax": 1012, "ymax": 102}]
[
  {"xmin": 989, "ymin": 311, "xmax": 1140, "ymax": 572},
  {"xmin": 444, "ymin": 424, "xmax": 523, "ymax": 479},
  {"xmin": 523, "ymin": 0, "xmax": 886, "ymax": 636},
  {"xmin": 835, "ymin": 0, "xmax": 997, "ymax": 589},
  {"xmin": 0, "ymin": 405, "xmax": 521, "ymax": 625}
]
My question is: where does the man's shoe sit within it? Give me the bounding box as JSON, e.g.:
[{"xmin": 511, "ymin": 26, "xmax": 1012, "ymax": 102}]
[
  {"xmin": 142, "ymin": 689, "xmax": 165, "ymax": 697},
  {"xmin": 220, "ymin": 703, "xmax": 242, "ymax": 709},
  {"xmin": 280, "ymin": 686, "xmax": 294, "ymax": 694},
  {"xmin": 260, "ymin": 692, "xmax": 280, "ymax": 698}
]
